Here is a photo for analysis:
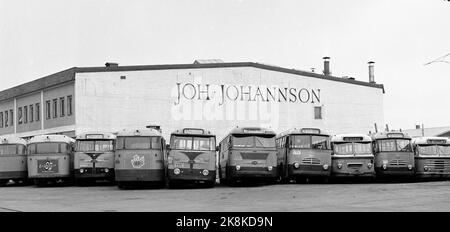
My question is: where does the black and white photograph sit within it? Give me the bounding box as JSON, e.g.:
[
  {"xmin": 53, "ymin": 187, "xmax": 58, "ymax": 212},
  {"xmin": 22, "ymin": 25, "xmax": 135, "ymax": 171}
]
[{"xmin": 1, "ymin": 0, "xmax": 450, "ymax": 219}]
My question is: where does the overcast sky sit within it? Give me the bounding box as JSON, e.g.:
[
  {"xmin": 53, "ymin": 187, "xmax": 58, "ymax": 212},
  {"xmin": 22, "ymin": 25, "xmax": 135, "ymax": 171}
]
[{"xmin": 1, "ymin": 0, "xmax": 449, "ymax": 130}]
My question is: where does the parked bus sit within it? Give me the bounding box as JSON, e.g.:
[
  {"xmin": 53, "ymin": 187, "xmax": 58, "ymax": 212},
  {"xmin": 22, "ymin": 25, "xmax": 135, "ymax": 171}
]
[
  {"xmin": 0, "ymin": 136, "xmax": 28, "ymax": 186},
  {"xmin": 114, "ymin": 129, "xmax": 166, "ymax": 189},
  {"xmin": 412, "ymin": 137, "xmax": 450, "ymax": 179},
  {"xmin": 27, "ymin": 135, "xmax": 75, "ymax": 186},
  {"xmin": 167, "ymin": 128, "xmax": 216, "ymax": 188},
  {"xmin": 218, "ymin": 127, "xmax": 278, "ymax": 185},
  {"xmin": 330, "ymin": 134, "xmax": 375, "ymax": 180},
  {"xmin": 74, "ymin": 132, "xmax": 116, "ymax": 184},
  {"xmin": 371, "ymin": 131, "xmax": 414, "ymax": 179},
  {"xmin": 276, "ymin": 128, "xmax": 331, "ymax": 183}
]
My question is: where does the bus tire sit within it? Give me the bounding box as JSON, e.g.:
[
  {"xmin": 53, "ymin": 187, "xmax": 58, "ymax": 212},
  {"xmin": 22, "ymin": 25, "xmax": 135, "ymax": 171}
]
[
  {"xmin": 167, "ymin": 180, "xmax": 178, "ymax": 189},
  {"xmin": 0, "ymin": 180, "xmax": 8, "ymax": 187},
  {"xmin": 34, "ymin": 179, "xmax": 46, "ymax": 187},
  {"xmin": 203, "ymin": 181, "xmax": 215, "ymax": 188}
]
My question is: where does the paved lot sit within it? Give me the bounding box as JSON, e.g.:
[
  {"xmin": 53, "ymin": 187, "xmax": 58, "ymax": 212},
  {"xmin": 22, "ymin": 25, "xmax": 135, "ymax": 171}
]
[{"xmin": 1, "ymin": 181, "xmax": 450, "ymax": 212}]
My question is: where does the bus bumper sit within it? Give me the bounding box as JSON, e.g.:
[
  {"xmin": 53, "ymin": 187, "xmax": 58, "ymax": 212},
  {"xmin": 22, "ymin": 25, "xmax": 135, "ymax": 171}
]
[
  {"xmin": 115, "ymin": 169, "xmax": 164, "ymax": 182},
  {"xmin": 0, "ymin": 171, "xmax": 28, "ymax": 180},
  {"xmin": 288, "ymin": 164, "xmax": 331, "ymax": 177},
  {"xmin": 375, "ymin": 167, "xmax": 415, "ymax": 176},
  {"xmin": 74, "ymin": 168, "xmax": 115, "ymax": 179},
  {"xmin": 227, "ymin": 166, "xmax": 278, "ymax": 179},
  {"xmin": 415, "ymin": 171, "xmax": 450, "ymax": 179},
  {"xmin": 331, "ymin": 171, "xmax": 375, "ymax": 178},
  {"xmin": 167, "ymin": 168, "xmax": 216, "ymax": 182}
]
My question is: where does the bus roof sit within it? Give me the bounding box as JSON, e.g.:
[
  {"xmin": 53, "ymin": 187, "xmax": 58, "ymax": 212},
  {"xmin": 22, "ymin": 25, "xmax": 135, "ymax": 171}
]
[
  {"xmin": 276, "ymin": 127, "xmax": 329, "ymax": 139},
  {"xmin": 331, "ymin": 133, "xmax": 372, "ymax": 142},
  {"xmin": 228, "ymin": 126, "xmax": 276, "ymax": 136},
  {"xmin": 412, "ymin": 136, "xmax": 450, "ymax": 145},
  {"xmin": 28, "ymin": 134, "xmax": 75, "ymax": 144},
  {"xmin": 370, "ymin": 131, "xmax": 411, "ymax": 140},
  {"xmin": 170, "ymin": 128, "xmax": 214, "ymax": 136},
  {"xmin": 0, "ymin": 136, "xmax": 27, "ymax": 145},
  {"xmin": 116, "ymin": 128, "xmax": 162, "ymax": 137},
  {"xmin": 76, "ymin": 132, "xmax": 117, "ymax": 140}
]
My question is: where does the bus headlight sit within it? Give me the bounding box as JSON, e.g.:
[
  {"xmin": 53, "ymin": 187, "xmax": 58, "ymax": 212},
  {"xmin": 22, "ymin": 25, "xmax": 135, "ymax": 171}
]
[
  {"xmin": 174, "ymin": 168, "xmax": 181, "ymax": 175},
  {"xmin": 202, "ymin": 169, "xmax": 209, "ymax": 176},
  {"xmin": 236, "ymin": 165, "xmax": 241, "ymax": 171},
  {"xmin": 407, "ymin": 164, "xmax": 413, "ymax": 170},
  {"xmin": 337, "ymin": 163, "xmax": 343, "ymax": 169},
  {"xmin": 104, "ymin": 168, "xmax": 109, "ymax": 173},
  {"xmin": 382, "ymin": 164, "xmax": 387, "ymax": 170},
  {"xmin": 80, "ymin": 169, "xmax": 84, "ymax": 173},
  {"xmin": 267, "ymin": 166, "xmax": 273, "ymax": 171},
  {"xmin": 293, "ymin": 162, "xmax": 300, "ymax": 169},
  {"xmin": 368, "ymin": 163, "xmax": 373, "ymax": 169},
  {"xmin": 424, "ymin": 166, "xmax": 429, "ymax": 171},
  {"xmin": 323, "ymin": 164, "xmax": 329, "ymax": 170}
]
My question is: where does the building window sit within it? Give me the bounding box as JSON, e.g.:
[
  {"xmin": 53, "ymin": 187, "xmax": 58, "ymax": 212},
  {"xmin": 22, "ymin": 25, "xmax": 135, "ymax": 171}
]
[
  {"xmin": 4, "ymin": 110, "xmax": 8, "ymax": 127},
  {"xmin": 24, "ymin": 106, "xmax": 28, "ymax": 124},
  {"xmin": 314, "ymin": 106, "xmax": 322, "ymax": 120},
  {"xmin": 60, "ymin": 97, "xmax": 65, "ymax": 117},
  {"xmin": 30, "ymin": 104, "xmax": 34, "ymax": 122},
  {"xmin": 36, "ymin": 103, "xmax": 40, "ymax": 121},
  {"xmin": 46, "ymin": 100, "xmax": 51, "ymax": 119},
  {"xmin": 53, "ymin": 99, "xmax": 58, "ymax": 118},
  {"xmin": 18, "ymin": 107, "xmax": 23, "ymax": 124},
  {"xmin": 67, "ymin": 95, "xmax": 73, "ymax": 116},
  {"xmin": 0, "ymin": 112, "xmax": 3, "ymax": 128}
]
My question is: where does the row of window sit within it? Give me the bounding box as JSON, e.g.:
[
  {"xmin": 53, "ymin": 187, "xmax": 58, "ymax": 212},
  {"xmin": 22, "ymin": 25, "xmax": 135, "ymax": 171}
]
[
  {"xmin": 0, "ymin": 95, "xmax": 72, "ymax": 128},
  {"xmin": 44, "ymin": 95, "xmax": 73, "ymax": 120},
  {"xmin": 0, "ymin": 110, "xmax": 13, "ymax": 128}
]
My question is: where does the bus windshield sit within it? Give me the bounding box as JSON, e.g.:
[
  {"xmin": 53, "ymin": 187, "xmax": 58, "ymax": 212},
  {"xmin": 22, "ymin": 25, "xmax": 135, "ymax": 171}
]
[
  {"xmin": 76, "ymin": 140, "xmax": 114, "ymax": 152},
  {"xmin": 291, "ymin": 135, "xmax": 330, "ymax": 150},
  {"xmin": 418, "ymin": 145, "xmax": 450, "ymax": 156},
  {"xmin": 170, "ymin": 136, "xmax": 215, "ymax": 151},
  {"xmin": 377, "ymin": 139, "xmax": 412, "ymax": 152},
  {"xmin": 0, "ymin": 144, "xmax": 26, "ymax": 155},
  {"xmin": 334, "ymin": 142, "xmax": 371, "ymax": 155},
  {"xmin": 28, "ymin": 142, "xmax": 69, "ymax": 154},
  {"xmin": 116, "ymin": 136, "xmax": 161, "ymax": 150},
  {"xmin": 232, "ymin": 135, "xmax": 275, "ymax": 148}
]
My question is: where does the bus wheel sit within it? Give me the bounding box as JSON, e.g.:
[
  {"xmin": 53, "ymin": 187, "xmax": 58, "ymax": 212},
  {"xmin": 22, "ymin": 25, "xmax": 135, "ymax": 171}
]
[
  {"xmin": 117, "ymin": 182, "xmax": 128, "ymax": 190},
  {"xmin": 295, "ymin": 177, "xmax": 307, "ymax": 184},
  {"xmin": 0, "ymin": 180, "xmax": 8, "ymax": 187},
  {"xmin": 167, "ymin": 180, "xmax": 178, "ymax": 189},
  {"xmin": 34, "ymin": 179, "xmax": 46, "ymax": 187},
  {"xmin": 203, "ymin": 181, "xmax": 215, "ymax": 188}
]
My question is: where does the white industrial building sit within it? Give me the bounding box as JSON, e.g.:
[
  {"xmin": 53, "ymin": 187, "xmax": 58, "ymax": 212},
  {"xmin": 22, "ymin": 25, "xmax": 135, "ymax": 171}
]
[{"xmin": 0, "ymin": 58, "xmax": 385, "ymax": 140}]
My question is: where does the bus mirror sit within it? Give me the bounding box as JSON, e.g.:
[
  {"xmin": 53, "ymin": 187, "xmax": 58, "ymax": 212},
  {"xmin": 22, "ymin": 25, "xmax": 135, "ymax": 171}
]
[
  {"xmin": 166, "ymin": 144, "xmax": 170, "ymax": 150},
  {"xmin": 215, "ymin": 146, "xmax": 219, "ymax": 152}
]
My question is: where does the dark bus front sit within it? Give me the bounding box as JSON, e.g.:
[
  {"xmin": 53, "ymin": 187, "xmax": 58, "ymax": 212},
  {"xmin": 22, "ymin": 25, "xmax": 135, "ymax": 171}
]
[
  {"xmin": 167, "ymin": 133, "xmax": 216, "ymax": 187},
  {"xmin": 74, "ymin": 137, "xmax": 115, "ymax": 182},
  {"xmin": 373, "ymin": 135, "xmax": 414, "ymax": 177}
]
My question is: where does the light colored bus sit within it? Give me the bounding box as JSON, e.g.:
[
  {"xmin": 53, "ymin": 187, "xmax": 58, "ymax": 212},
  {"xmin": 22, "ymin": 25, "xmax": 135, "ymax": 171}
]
[
  {"xmin": 218, "ymin": 127, "xmax": 278, "ymax": 185},
  {"xmin": 74, "ymin": 132, "xmax": 116, "ymax": 184},
  {"xmin": 412, "ymin": 137, "xmax": 450, "ymax": 179},
  {"xmin": 330, "ymin": 134, "xmax": 375, "ymax": 180},
  {"xmin": 276, "ymin": 128, "xmax": 331, "ymax": 183},
  {"xmin": 167, "ymin": 128, "xmax": 216, "ymax": 188},
  {"xmin": 27, "ymin": 135, "xmax": 75, "ymax": 186},
  {"xmin": 114, "ymin": 129, "xmax": 166, "ymax": 189},
  {"xmin": 0, "ymin": 136, "xmax": 28, "ymax": 186},
  {"xmin": 371, "ymin": 131, "xmax": 414, "ymax": 178}
]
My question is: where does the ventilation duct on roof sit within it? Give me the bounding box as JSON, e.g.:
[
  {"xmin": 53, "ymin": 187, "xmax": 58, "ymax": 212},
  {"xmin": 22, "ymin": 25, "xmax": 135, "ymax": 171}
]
[{"xmin": 193, "ymin": 59, "xmax": 224, "ymax": 64}]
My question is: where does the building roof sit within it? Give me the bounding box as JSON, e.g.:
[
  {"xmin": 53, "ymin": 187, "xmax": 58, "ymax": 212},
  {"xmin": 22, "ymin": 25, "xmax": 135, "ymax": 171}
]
[
  {"xmin": 0, "ymin": 61, "xmax": 385, "ymax": 102},
  {"xmin": 402, "ymin": 126, "xmax": 450, "ymax": 138}
]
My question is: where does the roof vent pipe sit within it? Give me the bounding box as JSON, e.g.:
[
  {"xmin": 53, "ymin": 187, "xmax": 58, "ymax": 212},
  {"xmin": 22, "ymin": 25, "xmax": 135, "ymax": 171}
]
[
  {"xmin": 368, "ymin": 61, "xmax": 375, "ymax": 83},
  {"xmin": 323, "ymin": 57, "xmax": 331, "ymax": 76}
]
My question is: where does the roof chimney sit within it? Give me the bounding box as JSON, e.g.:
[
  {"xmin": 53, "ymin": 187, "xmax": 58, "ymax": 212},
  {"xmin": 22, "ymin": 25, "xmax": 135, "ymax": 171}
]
[
  {"xmin": 323, "ymin": 57, "xmax": 331, "ymax": 76},
  {"xmin": 415, "ymin": 124, "xmax": 421, "ymax": 129},
  {"xmin": 105, "ymin": 62, "xmax": 119, "ymax": 67},
  {"xmin": 368, "ymin": 61, "xmax": 375, "ymax": 83}
]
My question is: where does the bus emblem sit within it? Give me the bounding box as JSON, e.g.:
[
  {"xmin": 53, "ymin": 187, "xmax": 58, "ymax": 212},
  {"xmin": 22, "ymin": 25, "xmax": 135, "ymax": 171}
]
[{"xmin": 131, "ymin": 155, "xmax": 145, "ymax": 168}]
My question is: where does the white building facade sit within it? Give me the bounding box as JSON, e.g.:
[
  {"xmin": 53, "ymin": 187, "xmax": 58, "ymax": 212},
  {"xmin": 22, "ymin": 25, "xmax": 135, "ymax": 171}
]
[{"xmin": 0, "ymin": 61, "xmax": 384, "ymax": 140}]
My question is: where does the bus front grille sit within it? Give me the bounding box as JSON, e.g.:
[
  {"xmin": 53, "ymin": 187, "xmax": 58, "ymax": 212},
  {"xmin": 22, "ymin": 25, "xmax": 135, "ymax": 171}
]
[
  {"xmin": 241, "ymin": 153, "xmax": 269, "ymax": 160},
  {"xmin": 301, "ymin": 157, "xmax": 321, "ymax": 165},
  {"xmin": 427, "ymin": 160, "xmax": 450, "ymax": 170},
  {"xmin": 389, "ymin": 159, "xmax": 406, "ymax": 166},
  {"xmin": 347, "ymin": 163, "xmax": 363, "ymax": 168}
]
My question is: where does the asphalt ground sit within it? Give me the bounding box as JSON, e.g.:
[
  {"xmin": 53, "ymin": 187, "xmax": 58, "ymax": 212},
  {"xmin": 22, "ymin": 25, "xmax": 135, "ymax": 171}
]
[{"xmin": 1, "ymin": 180, "xmax": 450, "ymax": 212}]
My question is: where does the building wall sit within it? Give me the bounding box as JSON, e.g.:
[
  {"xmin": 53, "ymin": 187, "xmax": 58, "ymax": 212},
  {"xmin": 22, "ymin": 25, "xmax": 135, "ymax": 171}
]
[
  {"xmin": 16, "ymin": 91, "xmax": 41, "ymax": 133},
  {"xmin": 43, "ymin": 83, "xmax": 75, "ymax": 129},
  {"xmin": 75, "ymin": 67, "xmax": 384, "ymax": 140}
]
